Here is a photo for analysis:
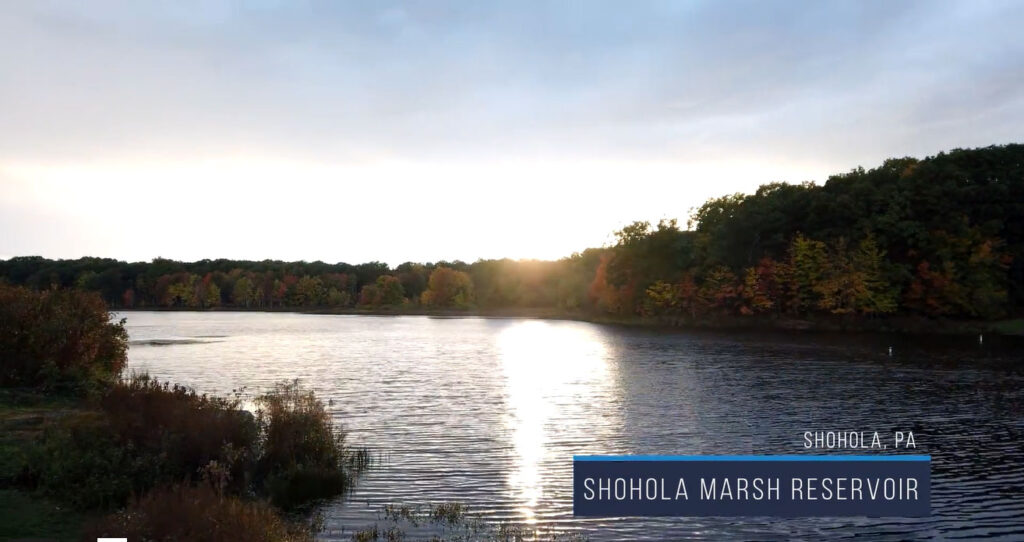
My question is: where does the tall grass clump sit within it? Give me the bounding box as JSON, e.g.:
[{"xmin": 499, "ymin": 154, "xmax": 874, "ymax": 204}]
[
  {"xmin": 357, "ymin": 503, "xmax": 588, "ymax": 541},
  {"xmin": 0, "ymin": 284, "xmax": 127, "ymax": 392},
  {"xmin": 256, "ymin": 380, "xmax": 369, "ymax": 508},
  {"xmin": 84, "ymin": 484, "xmax": 314, "ymax": 542}
]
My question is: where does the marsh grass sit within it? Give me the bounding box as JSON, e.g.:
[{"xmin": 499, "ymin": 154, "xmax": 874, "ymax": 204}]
[
  {"xmin": 21, "ymin": 374, "xmax": 367, "ymax": 521},
  {"xmin": 355, "ymin": 503, "xmax": 587, "ymax": 542},
  {"xmin": 1, "ymin": 285, "xmax": 370, "ymax": 535},
  {"xmin": 83, "ymin": 484, "xmax": 315, "ymax": 542},
  {"xmin": 0, "ymin": 391, "xmax": 90, "ymax": 540}
]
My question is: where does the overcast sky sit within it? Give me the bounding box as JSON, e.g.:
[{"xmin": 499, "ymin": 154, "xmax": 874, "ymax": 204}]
[{"xmin": 2, "ymin": 1, "xmax": 1022, "ymax": 265}]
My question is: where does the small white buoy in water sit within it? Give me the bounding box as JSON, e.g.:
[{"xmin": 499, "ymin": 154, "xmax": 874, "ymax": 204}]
[
  {"xmin": 888, "ymin": 346, "xmax": 893, "ymax": 356},
  {"xmin": 979, "ymin": 334, "xmax": 984, "ymax": 345}
]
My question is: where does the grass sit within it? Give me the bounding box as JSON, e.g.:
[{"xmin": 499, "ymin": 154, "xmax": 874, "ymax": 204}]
[
  {"xmin": 351, "ymin": 503, "xmax": 587, "ymax": 542},
  {"xmin": 990, "ymin": 318, "xmax": 1024, "ymax": 335},
  {"xmin": 0, "ymin": 391, "xmax": 93, "ymax": 541},
  {"xmin": 0, "ymin": 489, "xmax": 87, "ymax": 541},
  {"xmin": 0, "ymin": 388, "xmax": 587, "ymax": 542},
  {"xmin": 0, "ymin": 379, "xmax": 369, "ymax": 540},
  {"xmin": 0, "ymin": 391, "xmax": 85, "ymax": 483},
  {"xmin": 0, "ymin": 287, "xmax": 372, "ymax": 537},
  {"xmin": 84, "ymin": 484, "xmax": 315, "ymax": 542}
]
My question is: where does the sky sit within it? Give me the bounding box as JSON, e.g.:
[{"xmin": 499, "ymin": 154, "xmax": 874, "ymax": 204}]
[{"xmin": 1, "ymin": 1, "xmax": 1023, "ymax": 266}]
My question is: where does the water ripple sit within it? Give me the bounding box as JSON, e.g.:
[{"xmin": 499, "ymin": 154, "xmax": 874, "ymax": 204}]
[{"xmin": 123, "ymin": 311, "xmax": 1024, "ymax": 541}]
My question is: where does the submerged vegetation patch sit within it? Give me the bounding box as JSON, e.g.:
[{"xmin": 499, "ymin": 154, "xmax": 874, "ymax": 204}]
[
  {"xmin": 129, "ymin": 337, "xmax": 224, "ymax": 346},
  {"xmin": 347, "ymin": 503, "xmax": 588, "ymax": 542}
]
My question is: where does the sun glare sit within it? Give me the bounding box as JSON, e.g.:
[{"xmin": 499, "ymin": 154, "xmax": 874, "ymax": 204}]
[{"xmin": 497, "ymin": 320, "xmax": 619, "ymax": 523}]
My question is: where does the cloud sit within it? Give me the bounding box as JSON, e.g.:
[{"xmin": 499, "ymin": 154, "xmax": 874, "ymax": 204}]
[{"xmin": 1, "ymin": 1, "xmax": 1022, "ymax": 262}]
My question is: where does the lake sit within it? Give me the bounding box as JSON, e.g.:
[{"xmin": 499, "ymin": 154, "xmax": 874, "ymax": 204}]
[{"xmin": 120, "ymin": 311, "xmax": 1024, "ymax": 540}]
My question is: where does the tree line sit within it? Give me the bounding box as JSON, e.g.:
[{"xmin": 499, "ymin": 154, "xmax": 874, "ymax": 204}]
[{"xmin": 2, "ymin": 144, "xmax": 1021, "ymax": 321}]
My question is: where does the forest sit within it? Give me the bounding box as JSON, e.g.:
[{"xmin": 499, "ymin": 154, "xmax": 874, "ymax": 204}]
[{"xmin": 2, "ymin": 144, "xmax": 1022, "ymax": 323}]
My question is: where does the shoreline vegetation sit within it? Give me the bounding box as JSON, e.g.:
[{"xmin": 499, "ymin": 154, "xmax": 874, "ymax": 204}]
[
  {"xmin": 0, "ymin": 282, "xmax": 586, "ymax": 541},
  {"xmin": 3, "ymin": 145, "xmax": 1023, "ymax": 336},
  {"xmin": 2, "ymin": 145, "xmax": 1022, "ymax": 539},
  {"xmin": 113, "ymin": 305, "xmax": 1024, "ymax": 337},
  {"xmin": 0, "ymin": 284, "xmax": 365, "ymax": 541}
]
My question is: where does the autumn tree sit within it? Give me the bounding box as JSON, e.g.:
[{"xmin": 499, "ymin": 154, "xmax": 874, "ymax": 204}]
[
  {"xmin": 698, "ymin": 266, "xmax": 739, "ymax": 314},
  {"xmin": 122, "ymin": 288, "xmax": 135, "ymax": 308},
  {"xmin": 421, "ymin": 267, "xmax": 473, "ymax": 308},
  {"xmin": 588, "ymin": 254, "xmax": 635, "ymax": 315},
  {"xmin": 2, "ymin": 143, "xmax": 1021, "ymax": 321},
  {"xmin": 905, "ymin": 261, "xmax": 961, "ymax": 316},
  {"xmin": 376, "ymin": 275, "xmax": 405, "ymax": 306},
  {"xmin": 740, "ymin": 258, "xmax": 779, "ymax": 315},
  {"xmin": 358, "ymin": 284, "xmax": 379, "ymax": 306},
  {"xmin": 906, "ymin": 229, "xmax": 1010, "ymax": 318},
  {"xmin": 198, "ymin": 273, "xmax": 220, "ymax": 308},
  {"xmin": 292, "ymin": 276, "xmax": 326, "ymax": 306}
]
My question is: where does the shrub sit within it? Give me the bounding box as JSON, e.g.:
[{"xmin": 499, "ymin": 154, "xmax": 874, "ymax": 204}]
[
  {"xmin": 25, "ymin": 411, "xmax": 163, "ymax": 510},
  {"xmin": 83, "ymin": 484, "xmax": 314, "ymax": 542},
  {"xmin": 0, "ymin": 284, "xmax": 127, "ymax": 391},
  {"xmin": 99, "ymin": 375, "xmax": 258, "ymax": 494},
  {"xmin": 26, "ymin": 375, "xmax": 257, "ymax": 510},
  {"xmin": 255, "ymin": 380, "xmax": 367, "ymax": 508},
  {"xmin": 26, "ymin": 377, "xmax": 365, "ymax": 512}
]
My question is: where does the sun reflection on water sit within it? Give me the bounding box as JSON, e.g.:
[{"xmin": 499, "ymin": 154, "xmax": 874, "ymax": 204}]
[{"xmin": 497, "ymin": 320, "xmax": 621, "ymax": 524}]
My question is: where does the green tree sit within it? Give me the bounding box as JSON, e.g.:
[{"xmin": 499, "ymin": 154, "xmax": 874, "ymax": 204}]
[
  {"xmin": 786, "ymin": 234, "xmax": 828, "ymax": 314},
  {"xmin": 375, "ymin": 275, "xmax": 405, "ymax": 306},
  {"xmin": 326, "ymin": 288, "xmax": 350, "ymax": 307},
  {"xmin": 166, "ymin": 274, "xmax": 199, "ymax": 307},
  {"xmin": 232, "ymin": 276, "xmax": 255, "ymax": 307},
  {"xmin": 202, "ymin": 282, "xmax": 221, "ymax": 308},
  {"xmin": 643, "ymin": 280, "xmax": 677, "ymax": 317},
  {"xmin": 852, "ymin": 235, "xmax": 898, "ymax": 314}
]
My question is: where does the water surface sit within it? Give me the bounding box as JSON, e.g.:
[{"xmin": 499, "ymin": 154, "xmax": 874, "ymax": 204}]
[{"xmin": 122, "ymin": 311, "xmax": 1024, "ymax": 541}]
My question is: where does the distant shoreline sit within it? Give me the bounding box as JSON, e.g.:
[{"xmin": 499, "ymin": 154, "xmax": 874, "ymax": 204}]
[{"xmin": 110, "ymin": 306, "xmax": 1023, "ymax": 337}]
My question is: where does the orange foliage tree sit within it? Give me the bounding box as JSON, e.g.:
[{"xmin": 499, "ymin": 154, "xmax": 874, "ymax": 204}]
[{"xmin": 420, "ymin": 267, "xmax": 474, "ymax": 308}]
